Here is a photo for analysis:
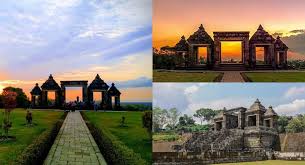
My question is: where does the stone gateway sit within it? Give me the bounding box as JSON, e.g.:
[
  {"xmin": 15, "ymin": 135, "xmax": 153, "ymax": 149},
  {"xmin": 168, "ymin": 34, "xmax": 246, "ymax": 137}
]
[
  {"xmin": 30, "ymin": 74, "xmax": 121, "ymax": 110},
  {"xmin": 160, "ymin": 24, "xmax": 288, "ymax": 70}
]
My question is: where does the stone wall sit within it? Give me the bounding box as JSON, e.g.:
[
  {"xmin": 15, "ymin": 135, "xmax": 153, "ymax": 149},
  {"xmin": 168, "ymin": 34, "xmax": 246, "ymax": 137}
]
[
  {"xmin": 153, "ymin": 151, "xmax": 266, "ymax": 165},
  {"xmin": 280, "ymin": 132, "xmax": 305, "ymax": 152},
  {"xmin": 274, "ymin": 152, "xmax": 305, "ymax": 161}
]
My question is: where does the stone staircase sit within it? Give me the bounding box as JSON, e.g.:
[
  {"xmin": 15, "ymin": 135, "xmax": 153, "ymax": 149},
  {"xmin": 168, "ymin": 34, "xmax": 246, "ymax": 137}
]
[{"xmin": 183, "ymin": 129, "xmax": 244, "ymax": 152}]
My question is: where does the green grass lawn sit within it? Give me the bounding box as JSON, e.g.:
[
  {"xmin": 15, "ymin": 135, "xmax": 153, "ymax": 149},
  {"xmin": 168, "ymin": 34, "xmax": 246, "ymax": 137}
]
[
  {"xmin": 84, "ymin": 111, "xmax": 151, "ymax": 163},
  {"xmin": 153, "ymin": 71, "xmax": 221, "ymax": 82},
  {"xmin": 244, "ymin": 72, "xmax": 305, "ymax": 82},
  {"xmin": 218, "ymin": 160, "xmax": 305, "ymax": 165},
  {"xmin": 153, "ymin": 132, "xmax": 180, "ymax": 142},
  {"xmin": 0, "ymin": 108, "xmax": 63, "ymax": 164}
]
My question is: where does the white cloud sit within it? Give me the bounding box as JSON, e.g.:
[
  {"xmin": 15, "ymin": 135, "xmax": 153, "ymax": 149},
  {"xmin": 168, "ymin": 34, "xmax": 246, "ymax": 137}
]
[
  {"xmin": 184, "ymin": 97, "xmax": 252, "ymax": 115},
  {"xmin": 274, "ymin": 99, "xmax": 305, "ymax": 115},
  {"xmin": 77, "ymin": 0, "xmax": 151, "ymax": 39},
  {"xmin": 184, "ymin": 85, "xmax": 199, "ymax": 96},
  {"xmin": 15, "ymin": 13, "xmax": 40, "ymax": 23},
  {"xmin": 81, "ymin": 34, "xmax": 152, "ymax": 57},
  {"xmin": 284, "ymin": 86, "xmax": 305, "ymax": 98}
]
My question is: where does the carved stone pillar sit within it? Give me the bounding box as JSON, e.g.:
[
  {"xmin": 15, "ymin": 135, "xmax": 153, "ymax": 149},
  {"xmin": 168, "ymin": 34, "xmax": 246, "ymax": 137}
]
[
  {"xmin": 256, "ymin": 114, "xmax": 259, "ymax": 127},
  {"xmin": 41, "ymin": 91, "xmax": 47, "ymax": 106},
  {"xmin": 222, "ymin": 114, "xmax": 227, "ymax": 129},
  {"xmin": 214, "ymin": 39, "xmax": 221, "ymax": 64},
  {"xmin": 244, "ymin": 38, "xmax": 250, "ymax": 66},
  {"xmin": 55, "ymin": 90, "xmax": 61, "ymax": 107},
  {"xmin": 61, "ymin": 87, "xmax": 66, "ymax": 104},
  {"xmin": 87, "ymin": 89, "xmax": 93, "ymax": 104},
  {"xmin": 270, "ymin": 45, "xmax": 276, "ymax": 68},
  {"xmin": 82, "ymin": 85, "xmax": 88, "ymax": 103}
]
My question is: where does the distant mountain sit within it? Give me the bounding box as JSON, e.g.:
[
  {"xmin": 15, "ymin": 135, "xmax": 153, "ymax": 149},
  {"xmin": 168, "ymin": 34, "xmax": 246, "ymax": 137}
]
[{"xmin": 121, "ymin": 102, "xmax": 152, "ymax": 106}]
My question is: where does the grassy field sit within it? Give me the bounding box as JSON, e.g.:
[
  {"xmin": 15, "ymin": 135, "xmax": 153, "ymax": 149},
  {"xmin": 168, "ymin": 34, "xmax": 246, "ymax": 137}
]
[
  {"xmin": 153, "ymin": 71, "xmax": 221, "ymax": 82},
  {"xmin": 218, "ymin": 160, "xmax": 305, "ymax": 165},
  {"xmin": 244, "ymin": 72, "xmax": 305, "ymax": 82},
  {"xmin": 153, "ymin": 132, "xmax": 180, "ymax": 142},
  {"xmin": 0, "ymin": 109, "xmax": 63, "ymax": 164},
  {"xmin": 84, "ymin": 111, "xmax": 151, "ymax": 163}
]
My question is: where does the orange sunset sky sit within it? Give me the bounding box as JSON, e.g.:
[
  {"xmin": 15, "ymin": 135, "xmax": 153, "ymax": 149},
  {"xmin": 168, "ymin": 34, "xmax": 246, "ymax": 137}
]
[
  {"xmin": 153, "ymin": 0, "xmax": 305, "ymax": 60},
  {"xmin": 0, "ymin": 0, "xmax": 152, "ymax": 102}
]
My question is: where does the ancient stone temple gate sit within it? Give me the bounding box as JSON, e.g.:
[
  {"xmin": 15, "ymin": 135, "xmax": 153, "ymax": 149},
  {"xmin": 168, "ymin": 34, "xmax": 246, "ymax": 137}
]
[
  {"xmin": 213, "ymin": 32, "xmax": 250, "ymax": 65},
  {"xmin": 160, "ymin": 24, "xmax": 288, "ymax": 70},
  {"xmin": 30, "ymin": 74, "xmax": 121, "ymax": 110},
  {"xmin": 60, "ymin": 81, "xmax": 88, "ymax": 104}
]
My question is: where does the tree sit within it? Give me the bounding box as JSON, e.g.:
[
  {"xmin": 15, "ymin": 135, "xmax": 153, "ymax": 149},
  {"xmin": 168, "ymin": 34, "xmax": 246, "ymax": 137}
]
[
  {"xmin": 286, "ymin": 115, "xmax": 305, "ymax": 133},
  {"xmin": 142, "ymin": 111, "xmax": 152, "ymax": 138},
  {"xmin": 193, "ymin": 108, "xmax": 217, "ymax": 125},
  {"xmin": 178, "ymin": 114, "xmax": 195, "ymax": 126},
  {"xmin": 166, "ymin": 108, "xmax": 181, "ymax": 130},
  {"xmin": 1, "ymin": 89, "xmax": 17, "ymax": 138},
  {"xmin": 3, "ymin": 87, "xmax": 29, "ymax": 108},
  {"xmin": 277, "ymin": 115, "xmax": 292, "ymax": 133},
  {"xmin": 153, "ymin": 107, "xmax": 168, "ymax": 132}
]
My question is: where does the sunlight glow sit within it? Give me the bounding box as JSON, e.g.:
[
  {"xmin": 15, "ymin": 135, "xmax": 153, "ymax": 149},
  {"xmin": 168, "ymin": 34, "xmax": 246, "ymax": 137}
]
[
  {"xmin": 221, "ymin": 41, "xmax": 242, "ymax": 62},
  {"xmin": 0, "ymin": 84, "xmax": 4, "ymax": 93}
]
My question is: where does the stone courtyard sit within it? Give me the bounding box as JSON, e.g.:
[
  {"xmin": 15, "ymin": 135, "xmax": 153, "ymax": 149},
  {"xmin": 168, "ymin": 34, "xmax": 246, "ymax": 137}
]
[{"xmin": 44, "ymin": 111, "xmax": 107, "ymax": 165}]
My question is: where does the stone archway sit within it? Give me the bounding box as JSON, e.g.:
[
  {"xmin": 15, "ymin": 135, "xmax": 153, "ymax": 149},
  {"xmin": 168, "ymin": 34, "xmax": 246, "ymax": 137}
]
[
  {"xmin": 31, "ymin": 74, "xmax": 121, "ymax": 110},
  {"xmin": 60, "ymin": 81, "xmax": 88, "ymax": 103},
  {"xmin": 213, "ymin": 32, "xmax": 250, "ymax": 66}
]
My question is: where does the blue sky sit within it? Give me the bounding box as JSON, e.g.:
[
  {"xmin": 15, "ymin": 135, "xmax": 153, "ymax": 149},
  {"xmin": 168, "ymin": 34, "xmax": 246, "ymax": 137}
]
[
  {"xmin": 154, "ymin": 83, "xmax": 305, "ymax": 116},
  {"xmin": 0, "ymin": 0, "xmax": 152, "ymax": 101}
]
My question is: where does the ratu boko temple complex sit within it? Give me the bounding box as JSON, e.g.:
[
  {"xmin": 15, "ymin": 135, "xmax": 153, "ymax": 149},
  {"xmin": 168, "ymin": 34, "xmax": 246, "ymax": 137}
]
[
  {"xmin": 159, "ymin": 24, "xmax": 288, "ymax": 70},
  {"xmin": 30, "ymin": 74, "xmax": 121, "ymax": 110},
  {"xmin": 182, "ymin": 99, "xmax": 279, "ymax": 152}
]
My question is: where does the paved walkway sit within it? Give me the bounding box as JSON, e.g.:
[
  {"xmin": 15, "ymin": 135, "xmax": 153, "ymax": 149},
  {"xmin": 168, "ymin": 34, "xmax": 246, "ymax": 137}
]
[
  {"xmin": 221, "ymin": 71, "xmax": 245, "ymax": 82},
  {"xmin": 44, "ymin": 111, "xmax": 107, "ymax": 165}
]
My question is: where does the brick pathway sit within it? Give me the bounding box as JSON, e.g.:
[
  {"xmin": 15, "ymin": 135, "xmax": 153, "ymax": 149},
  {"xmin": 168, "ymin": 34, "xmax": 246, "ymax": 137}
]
[
  {"xmin": 44, "ymin": 111, "xmax": 107, "ymax": 165},
  {"xmin": 221, "ymin": 71, "xmax": 245, "ymax": 82}
]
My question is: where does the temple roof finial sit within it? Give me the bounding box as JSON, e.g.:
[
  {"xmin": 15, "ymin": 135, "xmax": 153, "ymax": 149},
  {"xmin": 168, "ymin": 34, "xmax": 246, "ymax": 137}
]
[
  {"xmin": 181, "ymin": 35, "xmax": 185, "ymax": 40},
  {"xmin": 277, "ymin": 36, "xmax": 281, "ymax": 39},
  {"xmin": 35, "ymin": 83, "xmax": 38, "ymax": 86},
  {"xmin": 199, "ymin": 24, "xmax": 205, "ymax": 30},
  {"xmin": 255, "ymin": 98, "xmax": 260, "ymax": 103},
  {"xmin": 96, "ymin": 74, "xmax": 100, "ymax": 79},
  {"xmin": 112, "ymin": 83, "xmax": 115, "ymax": 86},
  {"xmin": 258, "ymin": 24, "xmax": 264, "ymax": 30},
  {"xmin": 49, "ymin": 74, "xmax": 53, "ymax": 79}
]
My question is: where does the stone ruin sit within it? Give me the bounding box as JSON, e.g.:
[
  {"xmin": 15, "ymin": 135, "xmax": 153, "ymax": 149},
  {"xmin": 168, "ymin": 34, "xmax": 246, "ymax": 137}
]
[
  {"xmin": 176, "ymin": 99, "xmax": 280, "ymax": 152},
  {"xmin": 30, "ymin": 74, "xmax": 121, "ymax": 110},
  {"xmin": 159, "ymin": 24, "xmax": 288, "ymax": 70}
]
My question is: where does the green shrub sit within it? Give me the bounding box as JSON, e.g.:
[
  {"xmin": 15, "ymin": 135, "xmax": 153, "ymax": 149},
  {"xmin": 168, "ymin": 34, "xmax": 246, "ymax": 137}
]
[
  {"xmin": 121, "ymin": 104, "xmax": 152, "ymax": 111},
  {"xmin": 15, "ymin": 112, "xmax": 67, "ymax": 165},
  {"xmin": 142, "ymin": 111, "xmax": 152, "ymax": 130},
  {"xmin": 81, "ymin": 112, "xmax": 147, "ymax": 165}
]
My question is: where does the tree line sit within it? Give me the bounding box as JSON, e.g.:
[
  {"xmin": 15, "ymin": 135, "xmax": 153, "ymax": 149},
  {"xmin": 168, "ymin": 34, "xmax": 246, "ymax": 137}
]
[
  {"xmin": 153, "ymin": 107, "xmax": 305, "ymax": 134},
  {"xmin": 278, "ymin": 114, "xmax": 305, "ymax": 133},
  {"xmin": 153, "ymin": 107, "xmax": 220, "ymax": 133}
]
